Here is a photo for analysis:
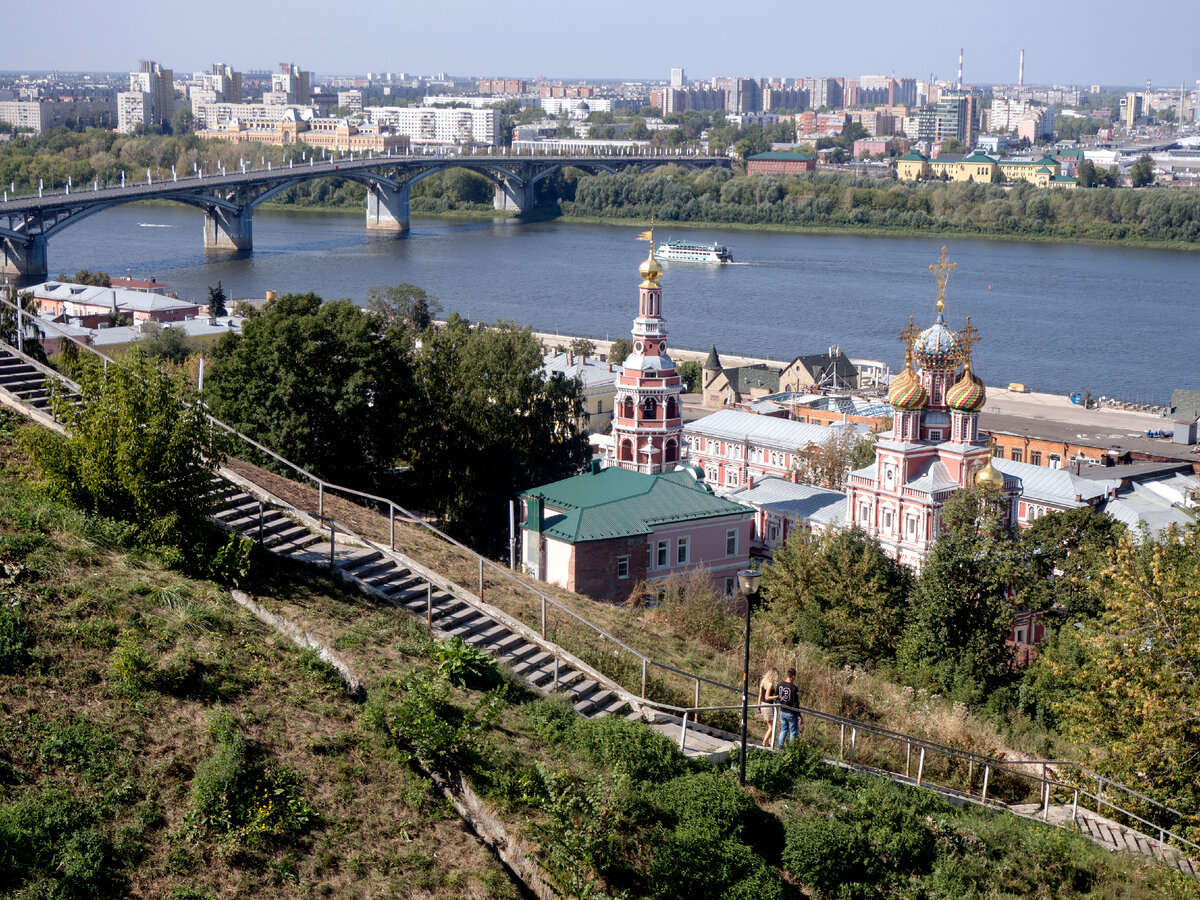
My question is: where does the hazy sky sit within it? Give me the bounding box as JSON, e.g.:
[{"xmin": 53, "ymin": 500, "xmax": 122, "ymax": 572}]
[{"xmin": 8, "ymin": 0, "xmax": 1196, "ymax": 88}]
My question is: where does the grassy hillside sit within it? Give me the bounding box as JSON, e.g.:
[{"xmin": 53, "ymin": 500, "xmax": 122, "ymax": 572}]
[{"xmin": 2, "ymin": 406, "xmax": 1196, "ymax": 900}]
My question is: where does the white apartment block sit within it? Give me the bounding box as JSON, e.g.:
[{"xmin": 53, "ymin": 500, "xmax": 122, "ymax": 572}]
[
  {"xmin": 989, "ymin": 98, "xmax": 1052, "ymax": 137},
  {"xmin": 541, "ymin": 97, "xmax": 613, "ymax": 117},
  {"xmin": 117, "ymin": 91, "xmax": 150, "ymax": 133},
  {"xmin": 363, "ymin": 106, "xmax": 500, "ymax": 146},
  {"xmin": 0, "ymin": 98, "xmax": 113, "ymax": 134}
]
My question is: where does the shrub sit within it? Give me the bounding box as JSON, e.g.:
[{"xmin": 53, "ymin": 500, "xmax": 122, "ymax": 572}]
[
  {"xmin": 209, "ymin": 534, "xmax": 254, "ymax": 587},
  {"xmin": 647, "ymin": 825, "xmax": 781, "ymax": 900},
  {"xmin": 782, "ymin": 815, "xmax": 878, "ymax": 899},
  {"xmin": 0, "ymin": 601, "xmax": 33, "ymax": 673},
  {"xmin": 848, "ymin": 778, "xmax": 938, "ymax": 875},
  {"xmin": 108, "ymin": 629, "xmax": 152, "ymax": 697},
  {"xmin": 744, "ymin": 739, "xmax": 830, "ymax": 797},
  {"xmin": 519, "ymin": 696, "xmax": 579, "ymax": 744},
  {"xmin": 434, "ymin": 635, "xmax": 500, "ymax": 689},
  {"xmin": 569, "ymin": 715, "xmax": 689, "ymax": 783},
  {"xmin": 651, "ymin": 771, "xmax": 757, "ymax": 841}
]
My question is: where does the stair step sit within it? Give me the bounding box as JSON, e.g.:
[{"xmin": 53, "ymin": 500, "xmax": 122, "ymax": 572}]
[
  {"xmin": 339, "ymin": 550, "xmax": 383, "ymax": 572},
  {"xmin": 463, "ymin": 623, "xmax": 510, "ymax": 646}
]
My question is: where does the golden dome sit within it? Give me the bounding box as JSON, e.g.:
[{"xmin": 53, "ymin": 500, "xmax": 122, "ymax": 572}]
[
  {"xmin": 975, "ymin": 454, "xmax": 1005, "ymax": 490},
  {"xmin": 639, "ymin": 246, "xmax": 663, "ymax": 286}
]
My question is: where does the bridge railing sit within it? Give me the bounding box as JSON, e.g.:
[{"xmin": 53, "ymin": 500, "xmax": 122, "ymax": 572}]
[{"xmin": 2, "ymin": 297, "xmax": 1196, "ymax": 861}]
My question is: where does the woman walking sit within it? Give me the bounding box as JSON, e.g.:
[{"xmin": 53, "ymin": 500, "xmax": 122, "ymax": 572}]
[{"xmin": 757, "ymin": 668, "xmax": 779, "ymax": 748}]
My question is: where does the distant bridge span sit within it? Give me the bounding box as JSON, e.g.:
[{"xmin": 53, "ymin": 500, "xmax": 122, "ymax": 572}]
[{"xmin": 0, "ymin": 153, "xmax": 731, "ymax": 280}]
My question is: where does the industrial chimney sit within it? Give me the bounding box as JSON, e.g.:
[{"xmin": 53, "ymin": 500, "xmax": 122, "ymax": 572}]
[{"xmin": 1019, "ymin": 49, "xmax": 1024, "ymax": 87}]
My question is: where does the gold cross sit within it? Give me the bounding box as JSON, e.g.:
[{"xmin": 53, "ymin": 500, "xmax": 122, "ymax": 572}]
[
  {"xmin": 929, "ymin": 245, "xmax": 957, "ymax": 317},
  {"xmin": 957, "ymin": 316, "xmax": 980, "ymax": 361},
  {"xmin": 898, "ymin": 315, "xmax": 920, "ymax": 354}
]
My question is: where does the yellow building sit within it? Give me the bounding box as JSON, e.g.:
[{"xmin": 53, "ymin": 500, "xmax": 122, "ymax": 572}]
[
  {"xmin": 897, "ymin": 151, "xmax": 1062, "ymax": 187},
  {"xmin": 198, "ymin": 116, "xmax": 409, "ymax": 153}
]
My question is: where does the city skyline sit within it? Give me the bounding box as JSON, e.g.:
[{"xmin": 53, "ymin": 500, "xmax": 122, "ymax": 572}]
[{"xmin": 5, "ymin": 0, "xmax": 1199, "ymax": 88}]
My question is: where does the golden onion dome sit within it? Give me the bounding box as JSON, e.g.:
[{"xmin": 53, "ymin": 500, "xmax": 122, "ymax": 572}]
[
  {"xmin": 887, "ymin": 353, "xmax": 927, "ymax": 411},
  {"xmin": 946, "ymin": 359, "xmax": 987, "ymax": 412},
  {"xmin": 639, "ymin": 247, "xmax": 664, "ymax": 286},
  {"xmin": 976, "ymin": 454, "xmax": 1005, "ymax": 490}
]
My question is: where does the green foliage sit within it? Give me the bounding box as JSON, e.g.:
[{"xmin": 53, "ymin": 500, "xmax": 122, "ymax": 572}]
[
  {"xmin": 433, "ymin": 635, "xmax": 501, "ymax": 689},
  {"xmin": 408, "ymin": 315, "xmax": 590, "ymax": 552},
  {"xmin": 137, "ymin": 322, "xmax": 192, "ymax": 365},
  {"xmin": 364, "ymin": 282, "xmax": 442, "ymax": 333},
  {"xmin": 676, "ymin": 359, "xmax": 702, "ymax": 393},
  {"xmin": 186, "ymin": 714, "xmax": 317, "ymax": 849},
  {"xmin": 0, "ymin": 285, "xmax": 46, "ymax": 363},
  {"xmin": 569, "ymin": 714, "xmax": 689, "ymax": 783},
  {"xmin": 763, "ymin": 527, "xmax": 912, "ymax": 667},
  {"xmin": 209, "ymin": 534, "xmax": 254, "ymax": 587},
  {"xmin": 897, "ymin": 488, "xmax": 1018, "ymax": 702},
  {"xmin": 743, "ymin": 739, "xmax": 831, "ymax": 796},
  {"xmin": 651, "ymin": 770, "xmax": 757, "ymax": 840},
  {"xmin": 648, "ymin": 825, "xmax": 784, "ymax": 900},
  {"xmin": 607, "ymin": 336, "xmax": 632, "ymax": 366},
  {"xmin": 24, "ymin": 348, "xmax": 225, "ymax": 547},
  {"xmin": 0, "ymin": 600, "xmax": 34, "ymax": 673},
  {"xmin": 1015, "ymin": 505, "xmax": 1124, "ymax": 616},
  {"xmin": 519, "ymin": 696, "xmax": 579, "ymax": 744},
  {"xmin": 640, "ymin": 568, "xmax": 740, "ymax": 651},
  {"xmin": 568, "ymin": 337, "xmax": 596, "ymax": 358},
  {"xmin": 206, "ymin": 281, "xmax": 227, "ymax": 318},
  {"xmin": 1130, "ymin": 153, "xmax": 1155, "ymax": 188},
  {"xmin": 363, "ymin": 667, "xmax": 507, "ymax": 773},
  {"xmin": 783, "ymin": 815, "xmax": 876, "ymax": 898},
  {"xmin": 109, "ymin": 629, "xmax": 153, "ymax": 697},
  {"xmin": 203, "ymin": 291, "xmax": 414, "ymax": 490}
]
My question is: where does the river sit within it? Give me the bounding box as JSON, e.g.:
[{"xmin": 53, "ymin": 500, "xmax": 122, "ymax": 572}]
[{"xmin": 36, "ymin": 204, "xmax": 1200, "ymax": 404}]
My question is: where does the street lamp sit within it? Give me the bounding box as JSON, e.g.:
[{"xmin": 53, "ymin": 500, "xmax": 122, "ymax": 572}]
[{"xmin": 737, "ymin": 567, "xmax": 763, "ymax": 786}]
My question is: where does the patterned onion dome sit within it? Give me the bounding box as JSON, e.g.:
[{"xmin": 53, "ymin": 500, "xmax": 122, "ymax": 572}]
[
  {"xmin": 946, "ymin": 360, "xmax": 986, "ymax": 412},
  {"xmin": 913, "ymin": 315, "xmax": 965, "ymax": 371},
  {"xmin": 887, "ymin": 356, "xmax": 927, "ymax": 410}
]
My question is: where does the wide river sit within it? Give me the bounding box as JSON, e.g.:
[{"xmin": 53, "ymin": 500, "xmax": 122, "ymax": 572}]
[{"xmin": 38, "ymin": 204, "xmax": 1200, "ymax": 404}]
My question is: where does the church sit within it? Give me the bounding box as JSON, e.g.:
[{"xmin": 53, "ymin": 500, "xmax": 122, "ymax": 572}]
[{"xmin": 845, "ymin": 248, "xmax": 1019, "ymax": 569}]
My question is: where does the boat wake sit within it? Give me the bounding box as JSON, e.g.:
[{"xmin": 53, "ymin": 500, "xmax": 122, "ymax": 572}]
[{"xmin": 137, "ymin": 223, "xmax": 176, "ymax": 228}]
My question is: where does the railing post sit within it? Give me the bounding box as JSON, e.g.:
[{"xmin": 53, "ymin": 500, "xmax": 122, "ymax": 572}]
[
  {"xmin": 839, "ymin": 723, "xmax": 845, "ymax": 760},
  {"xmin": 917, "ymin": 747, "xmax": 926, "ymax": 786},
  {"xmin": 478, "ymin": 557, "xmax": 484, "ymax": 600},
  {"xmin": 1042, "ymin": 763, "xmax": 1050, "ymax": 821},
  {"xmin": 553, "ymin": 657, "xmax": 559, "ymax": 691},
  {"xmin": 258, "ymin": 501, "xmax": 264, "ymax": 544},
  {"xmin": 982, "ymin": 765, "xmax": 990, "ymax": 803},
  {"xmin": 1071, "ymin": 790, "xmax": 1078, "ymax": 825},
  {"xmin": 678, "ymin": 711, "xmax": 689, "ymax": 751},
  {"xmin": 906, "ymin": 741, "xmax": 912, "ymax": 778},
  {"xmin": 389, "ymin": 505, "xmax": 395, "ymax": 551},
  {"xmin": 849, "ymin": 728, "xmax": 857, "ymax": 766},
  {"xmin": 1097, "ymin": 775, "xmax": 1104, "ymax": 816},
  {"xmin": 318, "ymin": 483, "xmax": 324, "ymax": 518},
  {"xmin": 693, "ymin": 678, "xmax": 700, "ymax": 711},
  {"xmin": 968, "ymin": 759, "xmax": 974, "ymax": 792},
  {"xmin": 426, "ymin": 583, "xmax": 432, "ymax": 628},
  {"xmin": 641, "ymin": 658, "xmax": 647, "ymax": 699},
  {"xmin": 540, "ymin": 595, "xmax": 546, "ymax": 639},
  {"xmin": 329, "ymin": 519, "xmax": 335, "ymax": 567}
]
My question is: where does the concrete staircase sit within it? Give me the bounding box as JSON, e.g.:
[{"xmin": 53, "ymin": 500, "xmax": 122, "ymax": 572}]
[{"xmin": 0, "ymin": 346, "xmax": 76, "ymax": 414}]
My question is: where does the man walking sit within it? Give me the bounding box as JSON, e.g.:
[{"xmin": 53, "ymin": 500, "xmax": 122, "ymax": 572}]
[{"xmin": 775, "ymin": 667, "xmax": 802, "ymax": 747}]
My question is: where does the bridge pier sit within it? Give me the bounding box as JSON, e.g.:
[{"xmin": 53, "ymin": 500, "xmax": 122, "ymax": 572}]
[
  {"xmin": 0, "ymin": 235, "xmax": 48, "ymax": 281},
  {"xmin": 365, "ymin": 182, "xmax": 409, "ymax": 235},
  {"xmin": 493, "ymin": 178, "xmax": 535, "ymax": 213},
  {"xmin": 202, "ymin": 204, "xmax": 253, "ymax": 251}
]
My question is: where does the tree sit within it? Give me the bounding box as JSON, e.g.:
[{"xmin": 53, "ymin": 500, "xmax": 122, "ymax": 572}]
[
  {"xmin": 56, "ymin": 269, "xmax": 110, "ymax": 287},
  {"xmin": 24, "ymin": 348, "xmax": 225, "ymax": 546},
  {"xmin": 1077, "ymin": 159, "xmax": 1097, "ymax": 188},
  {"xmin": 365, "ymin": 283, "xmax": 443, "ymax": 333},
  {"xmin": 990, "ymin": 164, "xmax": 1005, "ymax": 184},
  {"xmin": 608, "ymin": 338, "xmax": 632, "ymax": 366},
  {"xmin": 0, "ymin": 286, "xmax": 46, "ymax": 363},
  {"xmin": 408, "ymin": 315, "xmax": 589, "ymax": 552},
  {"xmin": 1015, "ymin": 506, "xmax": 1125, "ymax": 617},
  {"xmin": 896, "ymin": 487, "xmax": 1019, "ymax": 703},
  {"xmin": 792, "ymin": 429, "xmax": 858, "ymax": 490},
  {"xmin": 1058, "ymin": 528, "xmax": 1200, "ymax": 835},
  {"xmin": 762, "ymin": 528, "xmax": 912, "ymax": 667},
  {"xmin": 203, "ymin": 292, "xmax": 415, "ymax": 489},
  {"xmin": 170, "ymin": 106, "xmax": 194, "ymax": 136},
  {"xmin": 568, "ymin": 337, "xmax": 596, "ymax": 359},
  {"xmin": 1130, "ymin": 153, "xmax": 1154, "ymax": 188},
  {"xmin": 207, "ymin": 280, "xmax": 228, "ymax": 318},
  {"xmin": 138, "ymin": 322, "xmax": 192, "ymax": 366},
  {"xmin": 940, "ymin": 138, "xmax": 964, "ymax": 154},
  {"xmin": 676, "ymin": 360, "xmax": 702, "ymax": 394}
]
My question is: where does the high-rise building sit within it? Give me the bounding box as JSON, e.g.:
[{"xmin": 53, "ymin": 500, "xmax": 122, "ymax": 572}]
[
  {"xmin": 120, "ymin": 60, "xmax": 173, "ymax": 132},
  {"xmin": 670, "ymin": 67, "xmax": 686, "ymax": 87},
  {"xmin": 918, "ymin": 92, "xmax": 973, "ymax": 145},
  {"xmin": 272, "ymin": 63, "xmax": 311, "ymax": 105},
  {"xmin": 608, "ymin": 234, "xmax": 684, "ymax": 475},
  {"xmin": 800, "ymin": 77, "xmax": 844, "ymax": 110},
  {"xmin": 1121, "ymin": 92, "xmax": 1143, "ymax": 129}
]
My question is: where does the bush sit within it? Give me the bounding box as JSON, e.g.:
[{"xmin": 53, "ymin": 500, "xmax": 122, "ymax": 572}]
[
  {"xmin": 783, "ymin": 815, "xmax": 877, "ymax": 899},
  {"xmin": 744, "ymin": 739, "xmax": 830, "ymax": 796},
  {"xmin": 0, "ymin": 602, "xmax": 33, "ymax": 673},
  {"xmin": 569, "ymin": 715, "xmax": 689, "ymax": 783},
  {"xmin": 648, "ymin": 825, "xmax": 782, "ymax": 900},
  {"xmin": 519, "ymin": 696, "xmax": 579, "ymax": 744},
  {"xmin": 434, "ymin": 635, "xmax": 501, "ymax": 689},
  {"xmin": 848, "ymin": 778, "xmax": 938, "ymax": 875},
  {"xmin": 651, "ymin": 771, "xmax": 757, "ymax": 841}
]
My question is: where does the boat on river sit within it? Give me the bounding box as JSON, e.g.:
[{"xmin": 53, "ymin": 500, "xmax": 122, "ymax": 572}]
[{"xmin": 654, "ymin": 239, "xmax": 732, "ymax": 263}]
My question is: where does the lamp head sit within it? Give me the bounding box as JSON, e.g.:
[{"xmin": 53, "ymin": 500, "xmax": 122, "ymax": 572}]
[{"xmin": 737, "ymin": 569, "xmax": 762, "ymax": 596}]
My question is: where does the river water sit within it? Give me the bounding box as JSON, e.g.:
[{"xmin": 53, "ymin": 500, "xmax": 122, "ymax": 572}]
[{"xmin": 38, "ymin": 203, "xmax": 1200, "ymax": 404}]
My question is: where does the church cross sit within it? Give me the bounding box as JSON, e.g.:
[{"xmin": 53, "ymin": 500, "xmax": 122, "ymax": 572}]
[
  {"xmin": 958, "ymin": 316, "xmax": 981, "ymax": 361},
  {"xmin": 898, "ymin": 315, "xmax": 920, "ymax": 356},
  {"xmin": 928, "ymin": 245, "xmax": 957, "ymax": 317}
]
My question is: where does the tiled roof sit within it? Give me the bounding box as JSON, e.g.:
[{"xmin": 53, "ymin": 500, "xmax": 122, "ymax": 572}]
[
  {"xmin": 522, "ymin": 467, "xmax": 752, "ymax": 543},
  {"xmin": 991, "ymin": 458, "xmax": 1118, "ymax": 506}
]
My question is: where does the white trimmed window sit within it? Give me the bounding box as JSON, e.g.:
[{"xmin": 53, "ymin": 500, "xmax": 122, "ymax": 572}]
[
  {"xmin": 617, "ymin": 556, "xmax": 629, "ymax": 579},
  {"xmin": 726, "ymin": 529, "xmax": 738, "ymax": 556},
  {"xmin": 656, "ymin": 540, "xmax": 668, "ymax": 568},
  {"xmin": 676, "ymin": 537, "xmax": 689, "ymax": 565}
]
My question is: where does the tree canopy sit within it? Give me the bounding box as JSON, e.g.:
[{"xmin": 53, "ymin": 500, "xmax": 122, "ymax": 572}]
[{"xmin": 365, "ymin": 283, "xmax": 443, "ymax": 333}]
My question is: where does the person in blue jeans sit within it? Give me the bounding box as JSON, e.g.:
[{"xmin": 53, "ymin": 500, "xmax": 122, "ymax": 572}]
[{"xmin": 775, "ymin": 667, "xmax": 802, "ymax": 747}]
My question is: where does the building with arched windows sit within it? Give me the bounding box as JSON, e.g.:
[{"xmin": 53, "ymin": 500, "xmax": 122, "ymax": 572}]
[{"xmin": 607, "ymin": 234, "xmax": 685, "ymax": 474}]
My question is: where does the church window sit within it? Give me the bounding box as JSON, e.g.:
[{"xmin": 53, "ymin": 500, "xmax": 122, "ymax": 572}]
[
  {"xmin": 596, "ymin": 399, "xmax": 603, "ymax": 413},
  {"xmin": 622, "ymin": 397, "xmax": 634, "ymax": 419},
  {"xmin": 666, "ymin": 397, "xmax": 678, "ymax": 419},
  {"xmin": 929, "ymin": 429, "xmax": 943, "ymax": 441},
  {"xmin": 906, "ymin": 516, "xmax": 916, "ymax": 535},
  {"xmin": 665, "ymin": 440, "xmax": 678, "ymax": 463},
  {"xmin": 859, "ymin": 503, "xmax": 870, "ymax": 523},
  {"xmin": 767, "ymin": 523, "xmax": 778, "ymax": 542},
  {"xmin": 643, "ymin": 396, "xmax": 658, "ymax": 418},
  {"xmin": 619, "ymin": 439, "xmax": 633, "ymax": 462},
  {"xmin": 883, "ymin": 510, "xmax": 894, "ymax": 531},
  {"xmin": 634, "ymin": 340, "xmax": 644, "ymax": 354}
]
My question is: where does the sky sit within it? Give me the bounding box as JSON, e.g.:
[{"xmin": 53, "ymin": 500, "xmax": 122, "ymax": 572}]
[{"xmin": 7, "ymin": 0, "xmax": 1197, "ymax": 89}]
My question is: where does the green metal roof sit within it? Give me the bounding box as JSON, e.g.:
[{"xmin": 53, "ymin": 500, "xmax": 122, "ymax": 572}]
[
  {"xmin": 522, "ymin": 467, "xmax": 751, "ymax": 543},
  {"xmin": 898, "ymin": 150, "xmax": 928, "ymax": 162},
  {"xmin": 748, "ymin": 151, "xmax": 815, "ymax": 161}
]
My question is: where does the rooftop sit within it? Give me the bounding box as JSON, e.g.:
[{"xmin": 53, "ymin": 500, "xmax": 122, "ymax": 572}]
[{"xmin": 684, "ymin": 408, "xmax": 860, "ymax": 449}]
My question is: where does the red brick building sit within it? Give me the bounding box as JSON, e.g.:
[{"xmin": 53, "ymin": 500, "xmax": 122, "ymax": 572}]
[{"xmin": 745, "ymin": 151, "xmax": 816, "ymax": 175}]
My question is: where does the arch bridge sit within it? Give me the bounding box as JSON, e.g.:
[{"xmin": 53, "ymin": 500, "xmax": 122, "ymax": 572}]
[{"xmin": 0, "ymin": 153, "xmax": 731, "ymax": 280}]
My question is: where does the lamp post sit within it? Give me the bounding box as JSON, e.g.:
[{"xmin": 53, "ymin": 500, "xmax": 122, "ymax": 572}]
[{"xmin": 737, "ymin": 568, "xmax": 762, "ymax": 787}]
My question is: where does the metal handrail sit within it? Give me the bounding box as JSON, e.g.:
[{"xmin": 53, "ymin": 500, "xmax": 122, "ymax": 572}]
[{"xmin": 2, "ymin": 300, "xmax": 1195, "ymax": 857}]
